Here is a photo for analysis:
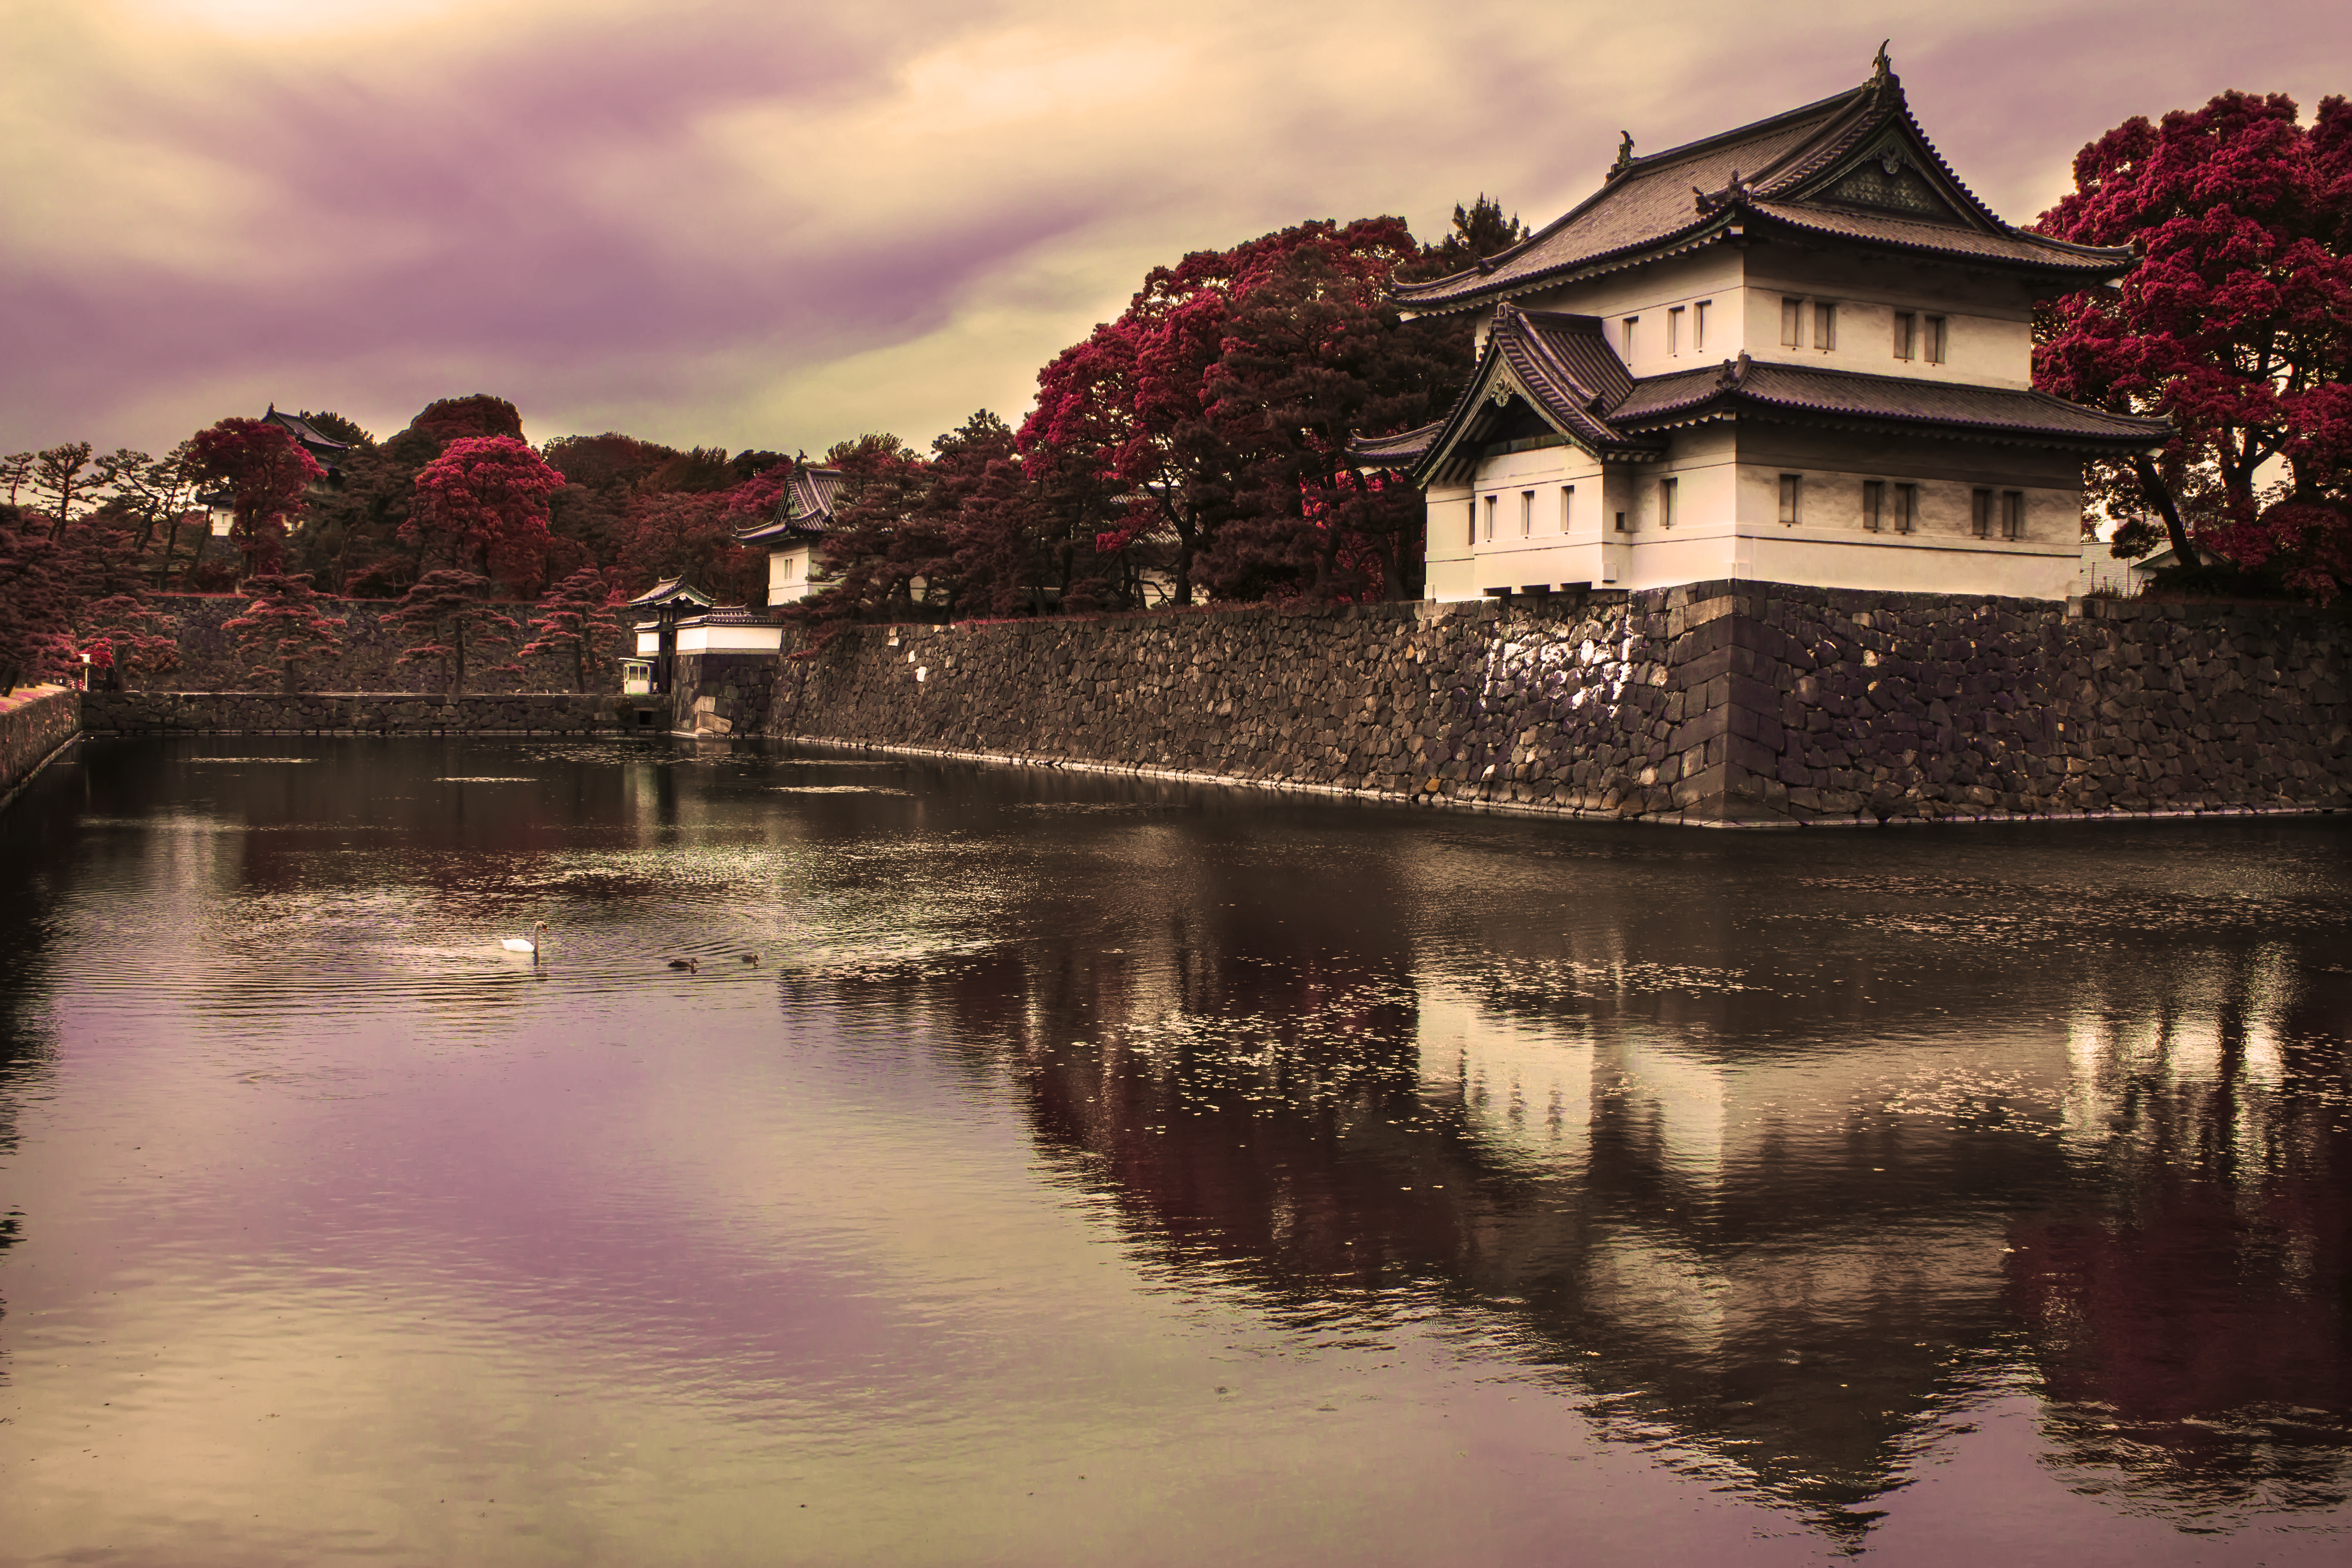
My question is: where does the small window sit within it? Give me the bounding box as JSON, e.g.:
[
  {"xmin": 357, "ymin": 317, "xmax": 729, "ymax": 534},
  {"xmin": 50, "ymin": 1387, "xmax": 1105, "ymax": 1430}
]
[
  {"xmin": 1614, "ymin": 509, "xmax": 1629, "ymax": 534},
  {"xmin": 1813, "ymin": 301, "xmax": 1837, "ymax": 352},
  {"xmin": 1667, "ymin": 306, "xmax": 1684, "ymax": 357},
  {"xmin": 1561, "ymin": 485, "xmax": 1575, "ymax": 531},
  {"xmin": 1780, "ymin": 298, "xmax": 1802, "ymax": 348},
  {"xmin": 1926, "ymin": 315, "xmax": 1948, "ymax": 364},
  {"xmin": 1520, "ymin": 490, "xmax": 1534, "ymax": 537},
  {"xmin": 1893, "ymin": 312, "xmax": 1916, "ymax": 361},
  {"xmin": 2002, "ymin": 490, "xmax": 2025, "ymax": 541},
  {"xmin": 1483, "ymin": 494, "xmax": 1496, "ymax": 542},
  {"xmin": 1622, "ymin": 316, "xmax": 1639, "ymax": 359},
  {"xmin": 1466, "ymin": 499, "xmax": 1476, "ymax": 546},
  {"xmin": 1894, "ymin": 482, "xmax": 1917, "ymax": 534},
  {"xmin": 1659, "ymin": 476, "xmax": 1678, "ymax": 528},
  {"xmin": 1694, "ymin": 299, "xmax": 1710, "ymax": 352},
  {"xmin": 1778, "ymin": 474, "xmax": 1802, "ymax": 526},
  {"xmin": 1862, "ymin": 479, "xmax": 1885, "ymax": 532},
  {"xmin": 1971, "ymin": 487, "xmax": 1994, "ymax": 539}
]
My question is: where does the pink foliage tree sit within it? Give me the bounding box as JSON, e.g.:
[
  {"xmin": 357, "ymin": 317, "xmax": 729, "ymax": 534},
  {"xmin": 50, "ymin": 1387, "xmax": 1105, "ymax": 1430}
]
[
  {"xmin": 402, "ymin": 436, "xmax": 566, "ymax": 599},
  {"xmin": 2037, "ymin": 90, "xmax": 2352, "ymax": 599},
  {"xmin": 190, "ymin": 419, "xmax": 325, "ymax": 581}
]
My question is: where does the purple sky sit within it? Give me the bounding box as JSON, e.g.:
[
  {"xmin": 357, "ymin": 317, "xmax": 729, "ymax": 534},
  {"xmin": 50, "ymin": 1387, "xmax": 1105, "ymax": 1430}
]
[{"xmin": 6, "ymin": 0, "xmax": 2348, "ymax": 461}]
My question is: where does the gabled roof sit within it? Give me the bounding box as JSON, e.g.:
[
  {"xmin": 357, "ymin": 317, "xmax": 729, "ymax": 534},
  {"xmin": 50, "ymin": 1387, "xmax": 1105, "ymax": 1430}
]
[
  {"xmin": 1395, "ymin": 55, "xmax": 2132, "ymax": 314},
  {"xmin": 625, "ymin": 575, "xmax": 716, "ymax": 610},
  {"xmin": 734, "ymin": 464, "xmax": 845, "ymax": 546},
  {"xmin": 262, "ymin": 405, "xmax": 352, "ymax": 466},
  {"xmin": 1354, "ymin": 306, "xmax": 1669, "ymax": 483},
  {"xmin": 1613, "ymin": 354, "xmax": 2174, "ymax": 451},
  {"xmin": 1348, "ymin": 307, "xmax": 2171, "ymax": 480}
]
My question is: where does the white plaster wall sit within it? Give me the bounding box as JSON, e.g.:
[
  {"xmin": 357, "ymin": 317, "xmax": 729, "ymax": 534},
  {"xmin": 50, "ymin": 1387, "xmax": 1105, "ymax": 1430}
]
[
  {"xmin": 1425, "ymin": 485, "xmax": 1477, "ymax": 601},
  {"xmin": 1500, "ymin": 248, "xmax": 1746, "ymax": 373},
  {"xmin": 677, "ymin": 623, "xmax": 785, "ymax": 655},
  {"xmin": 1741, "ymin": 534, "xmax": 2081, "ymax": 598},
  {"xmin": 768, "ymin": 545, "xmax": 815, "ymax": 606},
  {"xmin": 1741, "ymin": 258, "xmax": 2035, "ymax": 388},
  {"xmin": 1733, "ymin": 464, "xmax": 2081, "ymax": 597}
]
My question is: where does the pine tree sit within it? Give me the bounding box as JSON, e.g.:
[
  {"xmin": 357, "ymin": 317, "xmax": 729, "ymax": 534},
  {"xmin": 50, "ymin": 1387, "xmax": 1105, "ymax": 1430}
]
[
  {"xmin": 518, "ymin": 567, "xmax": 622, "ymax": 692},
  {"xmin": 388, "ymin": 569, "xmax": 519, "ymax": 695},
  {"xmin": 220, "ymin": 573, "xmax": 346, "ymax": 694}
]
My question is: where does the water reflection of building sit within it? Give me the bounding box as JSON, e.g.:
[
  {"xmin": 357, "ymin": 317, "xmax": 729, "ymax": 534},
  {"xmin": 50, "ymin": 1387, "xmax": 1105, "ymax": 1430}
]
[{"xmin": 812, "ymin": 843, "xmax": 2352, "ymax": 1538}]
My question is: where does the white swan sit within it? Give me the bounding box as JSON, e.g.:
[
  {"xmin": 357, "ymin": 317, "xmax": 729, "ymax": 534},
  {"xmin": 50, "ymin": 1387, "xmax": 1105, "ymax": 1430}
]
[{"xmin": 501, "ymin": 921, "xmax": 548, "ymax": 959}]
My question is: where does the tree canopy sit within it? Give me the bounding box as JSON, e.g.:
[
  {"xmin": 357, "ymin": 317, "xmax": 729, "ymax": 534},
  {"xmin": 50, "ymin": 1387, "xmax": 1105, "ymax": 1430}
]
[{"xmin": 2037, "ymin": 90, "xmax": 2352, "ymax": 600}]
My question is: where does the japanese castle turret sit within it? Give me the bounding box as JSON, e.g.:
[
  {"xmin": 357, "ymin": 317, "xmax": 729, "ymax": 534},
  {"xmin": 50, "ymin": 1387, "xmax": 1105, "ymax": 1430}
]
[
  {"xmin": 733, "ymin": 463, "xmax": 845, "ymax": 606},
  {"xmin": 1358, "ymin": 51, "xmax": 2170, "ymax": 602}
]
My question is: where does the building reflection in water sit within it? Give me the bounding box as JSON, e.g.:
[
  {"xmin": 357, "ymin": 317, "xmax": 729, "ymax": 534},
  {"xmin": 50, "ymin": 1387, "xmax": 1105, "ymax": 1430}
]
[{"xmin": 794, "ymin": 820, "xmax": 2352, "ymax": 1540}]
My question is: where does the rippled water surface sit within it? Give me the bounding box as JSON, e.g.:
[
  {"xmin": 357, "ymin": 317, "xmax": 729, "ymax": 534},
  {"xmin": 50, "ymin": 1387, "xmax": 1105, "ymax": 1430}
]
[{"xmin": 3, "ymin": 736, "xmax": 2350, "ymax": 1565}]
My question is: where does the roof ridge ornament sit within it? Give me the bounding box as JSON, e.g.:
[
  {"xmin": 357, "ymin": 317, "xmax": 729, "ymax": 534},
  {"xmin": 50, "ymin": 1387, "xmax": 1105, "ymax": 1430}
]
[
  {"xmin": 1693, "ymin": 168, "xmax": 1747, "ymax": 215},
  {"xmin": 1871, "ymin": 40, "xmax": 1892, "ymax": 87},
  {"xmin": 1607, "ymin": 130, "xmax": 1634, "ymax": 180},
  {"xmin": 1716, "ymin": 351, "xmax": 1751, "ymax": 391}
]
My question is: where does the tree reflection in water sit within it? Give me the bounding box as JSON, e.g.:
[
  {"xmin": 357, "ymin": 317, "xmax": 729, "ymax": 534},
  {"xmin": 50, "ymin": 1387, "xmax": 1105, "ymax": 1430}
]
[
  {"xmin": 851, "ymin": 820, "xmax": 2352, "ymax": 1541},
  {"xmin": 5, "ymin": 738, "xmax": 2348, "ymax": 1557}
]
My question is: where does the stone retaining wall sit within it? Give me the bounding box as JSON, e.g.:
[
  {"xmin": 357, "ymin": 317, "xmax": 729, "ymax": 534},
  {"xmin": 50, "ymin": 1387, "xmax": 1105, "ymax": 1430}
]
[
  {"xmin": 761, "ymin": 585, "xmax": 2352, "ymax": 826},
  {"xmin": 83, "ymin": 691, "xmax": 654, "ymax": 737},
  {"xmin": 0, "ymin": 686, "xmax": 81, "ymax": 812}
]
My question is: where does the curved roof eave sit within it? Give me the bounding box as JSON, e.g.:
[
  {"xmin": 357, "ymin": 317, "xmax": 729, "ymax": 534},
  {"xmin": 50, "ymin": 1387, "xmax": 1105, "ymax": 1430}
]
[
  {"xmin": 1617, "ymin": 396, "xmax": 2170, "ymax": 452},
  {"xmin": 1397, "ymin": 220, "xmax": 1734, "ymax": 316}
]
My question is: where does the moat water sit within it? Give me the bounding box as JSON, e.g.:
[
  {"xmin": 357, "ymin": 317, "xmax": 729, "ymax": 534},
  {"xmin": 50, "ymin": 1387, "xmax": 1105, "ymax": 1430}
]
[{"xmin": 1, "ymin": 737, "xmax": 2348, "ymax": 1565}]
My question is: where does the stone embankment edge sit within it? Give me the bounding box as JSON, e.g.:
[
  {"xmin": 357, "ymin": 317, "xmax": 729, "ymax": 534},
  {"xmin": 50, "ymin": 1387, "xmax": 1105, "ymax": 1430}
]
[
  {"xmin": 735, "ymin": 581, "xmax": 2352, "ymax": 828},
  {"xmin": 769, "ymin": 731, "xmax": 2338, "ymax": 830},
  {"xmin": 0, "ymin": 687, "xmax": 83, "ymax": 817}
]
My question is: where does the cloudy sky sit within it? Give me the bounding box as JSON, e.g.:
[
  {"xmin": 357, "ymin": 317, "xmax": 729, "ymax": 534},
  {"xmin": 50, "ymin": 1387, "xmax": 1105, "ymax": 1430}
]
[{"xmin": 5, "ymin": 0, "xmax": 2347, "ymax": 461}]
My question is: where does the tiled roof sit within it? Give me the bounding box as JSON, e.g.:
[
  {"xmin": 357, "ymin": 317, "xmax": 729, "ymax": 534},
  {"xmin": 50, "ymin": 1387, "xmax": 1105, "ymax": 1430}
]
[
  {"xmin": 262, "ymin": 404, "xmax": 351, "ymax": 461},
  {"xmin": 1347, "ymin": 306, "xmax": 1667, "ymax": 482},
  {"xmin": 1350, "ymin": 421, "xmax": 1445, "ymax": 468},
  {"xmin": 1395, "ymin": 67, "xmax": 2130, "ymax": 313},
  {"xmin": 734, "ymin": 464, "xmax": 844, "ymax": 545},
  {"xmin": 1742, "ymin": 202, "xmax": 2127, "ymax": 269},
  {"xmin": 1397, "ymin": 100, "xmax": 1847, "ymax": 312},
  {"xmin": 625, "ymin": 574, "xmax": 716, "ymax": 608},
  {"xmin": 1614, "ymin": 356, "xmax": 2173, "ymax": 449},
  {"xmin": 1495, "ymin": 311, "xmax": 1639, "ymax": 452}
]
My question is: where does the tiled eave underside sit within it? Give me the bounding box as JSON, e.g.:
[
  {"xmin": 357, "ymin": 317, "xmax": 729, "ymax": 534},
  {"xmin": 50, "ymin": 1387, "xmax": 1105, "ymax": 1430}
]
[
  {"xmin": 1402, "ymin": 228, "xmax": 1728, "ymax": 317},
  {"xmin": 1609, "ymin": 403, "xmax": 2166, "ymax": 454},
  {"xmin": 733, "ymin": 521, "xmax": 828, "ymax": 545},
  {"xmin": 1398, "ymin": 217, "xmax": 2125, "ymax": 318}
]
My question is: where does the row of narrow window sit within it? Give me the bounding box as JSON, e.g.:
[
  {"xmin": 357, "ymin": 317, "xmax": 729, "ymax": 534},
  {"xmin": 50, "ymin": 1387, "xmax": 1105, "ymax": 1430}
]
[
  {"xmin": 1620, "ymin": 301, "xmax": 1712, "ymax": 359},
  {"xmin": 1778, "ymin": 298, "xmax": 1948, "ymax": 363},
  {"xmin": 1616, "ymin": 300, "xmax": 1950, "ymax": 363},
  {"xmin": 1466, "ymin": 479, "xmax": 2025, "ymax": 540}
]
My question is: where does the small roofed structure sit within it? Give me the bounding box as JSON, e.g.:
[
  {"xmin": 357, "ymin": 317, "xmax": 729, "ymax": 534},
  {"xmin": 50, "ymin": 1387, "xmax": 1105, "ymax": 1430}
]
[
  {"xmin": 262, "ymin": 405, "xmax": 353, "ymax": 475},
  {"xmin": 1357, "ymin": 48, "xmax": 2172, "ymax": 602},
  {"xmin": 623, "ymin": 574, "xmax": 717, "ymax": 695},
  {"xmin": 621, "ymin": 574, "xmax": 786, "ymax": 702},
  {"xmin": 734, "ymin": 463, "xmax": 845, "ymax": 606}
]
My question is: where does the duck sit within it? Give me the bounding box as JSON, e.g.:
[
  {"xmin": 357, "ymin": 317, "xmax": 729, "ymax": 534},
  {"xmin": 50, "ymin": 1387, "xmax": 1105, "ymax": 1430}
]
[
  {"xmin": 667, "ymin": 957, "xmax": 699, "ymax": 973},
  {"xmin": 501, "ymin": 921, "xmax": 548, "ymax": 960},
  {"xmin": 740, "ymin": 951, "xmax": 760, "ymax": 965}
]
